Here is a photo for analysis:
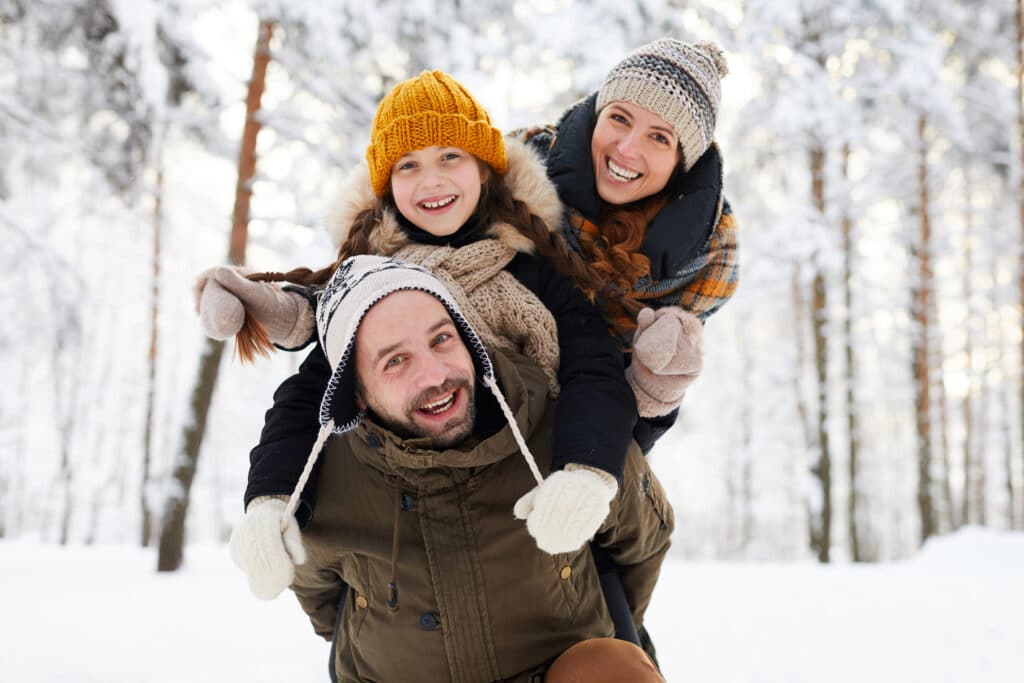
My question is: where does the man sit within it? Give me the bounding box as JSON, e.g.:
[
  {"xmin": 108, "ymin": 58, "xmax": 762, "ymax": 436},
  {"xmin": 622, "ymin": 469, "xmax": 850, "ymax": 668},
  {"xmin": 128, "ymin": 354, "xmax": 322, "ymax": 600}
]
[{"xmin": 251, "ymin": 256, "xmax": 672, "ymax": 682}]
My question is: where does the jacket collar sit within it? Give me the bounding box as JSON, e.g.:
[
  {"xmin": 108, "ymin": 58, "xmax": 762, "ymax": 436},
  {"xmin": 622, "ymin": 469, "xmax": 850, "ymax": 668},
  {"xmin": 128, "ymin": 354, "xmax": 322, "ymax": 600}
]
[{"xmin": 345, "ymin": 348, "xmax": 551, "ymax": 490}]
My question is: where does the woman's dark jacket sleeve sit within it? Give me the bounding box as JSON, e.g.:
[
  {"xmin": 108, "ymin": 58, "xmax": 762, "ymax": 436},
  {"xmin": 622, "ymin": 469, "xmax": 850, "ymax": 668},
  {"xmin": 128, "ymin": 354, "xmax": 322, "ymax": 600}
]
[
  {"xmin": 507, "ymin": 252, "xmax": 637, "ymax": 482},
  {"xmin": 244, "ymin": 344, "xmax": 331, "ymax": 527}
]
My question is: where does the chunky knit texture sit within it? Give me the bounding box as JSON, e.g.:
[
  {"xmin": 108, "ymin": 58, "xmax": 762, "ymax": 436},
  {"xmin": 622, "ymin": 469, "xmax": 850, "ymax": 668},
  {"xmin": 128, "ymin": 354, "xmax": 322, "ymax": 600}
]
[
  {"xmin": 394, "ymin": 240, "xmax": 562, "ymax": 397},
  {"xmin": 597, "ymin": 38, "xmax": 728, "ymax": 172},
  {"xmin": 366, "ymin": 70, "xmax": 508, "ymax": 196}
]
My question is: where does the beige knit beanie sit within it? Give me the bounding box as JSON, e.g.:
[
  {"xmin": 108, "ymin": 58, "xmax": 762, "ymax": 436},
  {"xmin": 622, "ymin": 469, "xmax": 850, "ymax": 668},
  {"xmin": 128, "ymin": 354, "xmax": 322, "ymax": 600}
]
[{"xmin": 597, "ymin": 38, "xmax": 728, "ymax": 171}]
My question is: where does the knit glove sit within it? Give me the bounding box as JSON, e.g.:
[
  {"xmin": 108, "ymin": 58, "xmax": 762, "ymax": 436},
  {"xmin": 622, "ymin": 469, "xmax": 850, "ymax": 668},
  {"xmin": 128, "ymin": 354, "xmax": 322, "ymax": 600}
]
[
  {"xmin": 513, "ymin": 464, "xmax": 618, "ymax": 555},
  {"xmin": 229, "ymin": 496, "xmax": 307, "ymax": 600},
  {"xmin": 194, "ymin": 265, "xmax": 314, "ymax": 349},
  {"xmin": 626, "ymin": 306, "xmax": 703, "ymax": 418}
]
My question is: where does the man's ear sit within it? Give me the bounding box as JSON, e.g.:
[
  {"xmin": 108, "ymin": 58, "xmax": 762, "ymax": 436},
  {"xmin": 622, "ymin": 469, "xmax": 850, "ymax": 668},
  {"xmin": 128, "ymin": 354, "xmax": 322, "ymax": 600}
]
[{"xmin": 355, "ymin": 384, "xmax": 368, "ymax": 411}]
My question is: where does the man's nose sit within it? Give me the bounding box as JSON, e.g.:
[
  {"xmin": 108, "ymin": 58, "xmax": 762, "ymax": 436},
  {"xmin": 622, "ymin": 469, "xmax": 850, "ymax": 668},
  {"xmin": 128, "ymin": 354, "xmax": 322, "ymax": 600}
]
[{"xmin": 415, "ymin": 355, "xmax": 448, "ymax": 388}]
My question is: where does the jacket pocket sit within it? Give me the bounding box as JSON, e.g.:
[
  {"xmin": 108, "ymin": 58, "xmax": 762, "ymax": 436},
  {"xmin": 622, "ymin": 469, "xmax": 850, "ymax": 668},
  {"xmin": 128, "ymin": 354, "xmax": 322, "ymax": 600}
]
[{"xmin": 339, "ymin": 555, "xmax": 370, "ymax": 644}]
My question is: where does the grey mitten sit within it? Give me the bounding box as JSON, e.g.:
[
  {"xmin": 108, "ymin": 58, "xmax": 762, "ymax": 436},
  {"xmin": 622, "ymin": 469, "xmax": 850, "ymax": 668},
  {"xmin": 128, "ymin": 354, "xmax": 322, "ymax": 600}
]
[
  {"xmin": 626, "ymin": 306, "xmax": 704, "ymax": 417},
  {"xmin": 193, "ymin": 265, "xmax": 314, "ymax": 349}
]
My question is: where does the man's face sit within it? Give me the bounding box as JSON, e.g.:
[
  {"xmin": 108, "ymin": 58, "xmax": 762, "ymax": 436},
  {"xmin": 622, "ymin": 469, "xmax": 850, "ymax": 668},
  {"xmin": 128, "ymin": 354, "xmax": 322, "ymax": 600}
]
[{"xmin": 354, "ymin": 290, "xmax": 477, "ymax": 449}]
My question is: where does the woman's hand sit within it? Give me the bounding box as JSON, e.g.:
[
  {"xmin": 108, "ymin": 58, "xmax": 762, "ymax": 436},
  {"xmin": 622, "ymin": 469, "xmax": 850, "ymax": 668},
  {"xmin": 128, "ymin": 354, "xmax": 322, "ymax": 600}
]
[
  {"xmin": 626, "ymin": 307, "xmax": 703, "ymax": 417},
  {"xmin": 193, "ymin": 265, "xmax": 314, "ymax": 349}
]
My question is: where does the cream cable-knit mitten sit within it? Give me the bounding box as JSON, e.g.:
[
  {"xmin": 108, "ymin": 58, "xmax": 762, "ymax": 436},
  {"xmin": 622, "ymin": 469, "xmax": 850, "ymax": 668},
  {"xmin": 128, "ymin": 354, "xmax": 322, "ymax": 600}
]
[
  {"xmin": 229, "ymin": 496, "xmax": 307, "ymax": 600},
  {"xmin": 194, "ymin": 265, "xmax": 314, "ymax": 349},
  {"xmin": 626, "ymin": 306, "xmax": 704, "ymax": 418},
  {"xmin": 513, "ymin": 464, "xmax": 618, "ymax": 555}
]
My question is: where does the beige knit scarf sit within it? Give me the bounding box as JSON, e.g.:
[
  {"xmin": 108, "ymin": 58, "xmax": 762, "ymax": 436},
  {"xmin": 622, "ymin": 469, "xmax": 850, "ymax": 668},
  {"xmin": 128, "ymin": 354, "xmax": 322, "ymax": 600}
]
[{"xmin": 393, "ymin": 236, "xmax": 561, "ymax": 397}]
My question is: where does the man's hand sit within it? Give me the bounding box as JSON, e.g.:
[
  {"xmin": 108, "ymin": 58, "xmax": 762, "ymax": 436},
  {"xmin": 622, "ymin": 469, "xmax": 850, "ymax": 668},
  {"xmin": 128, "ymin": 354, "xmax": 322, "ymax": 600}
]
[
  {"xmin": 513, "ymin": 465, "xmax": 618, "ymax": 555},
  {"xmin": 229, "ymin": 496, "xmax": 307, "ymax": 600},
  {"xmin": 626, "ymin": 306, "xmax": 703, "ymax": 417},
  {"xmin": 193, "ymin": 265, "xmax": 314, "ymax": 348}
]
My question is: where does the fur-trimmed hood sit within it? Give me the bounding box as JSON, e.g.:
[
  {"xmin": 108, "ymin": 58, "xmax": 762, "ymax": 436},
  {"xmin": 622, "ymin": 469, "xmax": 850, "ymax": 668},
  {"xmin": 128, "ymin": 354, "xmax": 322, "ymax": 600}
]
[{"xmin": 326, "ymin": 138, "xmax": 564, "ymax": 255}]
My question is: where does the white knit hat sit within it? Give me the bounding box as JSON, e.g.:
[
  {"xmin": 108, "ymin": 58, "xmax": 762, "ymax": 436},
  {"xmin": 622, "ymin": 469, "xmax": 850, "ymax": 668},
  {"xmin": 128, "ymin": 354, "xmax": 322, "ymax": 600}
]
[
  {"xmin": 316, "ymin": 255, "xmax": 494, "ymax": 434},
  {"xmin": 597, "ymin": 38, "xmax": 728, "ymax": 172},
  {"xmin": 282, "ymin": 255, "xmax": 544, "ymax": 524}
]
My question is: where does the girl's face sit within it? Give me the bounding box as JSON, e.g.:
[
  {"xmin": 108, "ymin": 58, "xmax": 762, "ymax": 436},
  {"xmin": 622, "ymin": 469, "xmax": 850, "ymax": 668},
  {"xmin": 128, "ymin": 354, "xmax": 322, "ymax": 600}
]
[
  {"xmin": 590, "ymin": 100, "xmax": 680, "ymax": 205},
  {"xmin": 390, "ymin": 146, "xmax": 486, "ymax": 236}
]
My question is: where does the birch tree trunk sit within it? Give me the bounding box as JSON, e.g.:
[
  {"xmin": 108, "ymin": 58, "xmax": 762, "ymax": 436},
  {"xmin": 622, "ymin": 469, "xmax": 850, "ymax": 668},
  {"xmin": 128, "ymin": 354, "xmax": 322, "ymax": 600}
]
[
  {"xmin": 960, "ymin": 167, "xmax": 975, "ymax": 529},
  {"xmin": 141, "ymin": 144, "xmax": 164, "ymax": 548},
  {"xmin": 1015, "ymin": 0, "xmax": 1024, "ymax": 528},
  {"xmin": 809, "ymin": 145, "xmax": 832, "ymax": 563},
  {"xmin": 912, "ymin": 114, "xmax": 936, "ymax": 544},
  {"xmin": 840, "ymin": 143, "xmax": 864, "ymax": 560},
  {"xmin": 156, "ymin": 20, "xmax": 273, "ymax": 572}
]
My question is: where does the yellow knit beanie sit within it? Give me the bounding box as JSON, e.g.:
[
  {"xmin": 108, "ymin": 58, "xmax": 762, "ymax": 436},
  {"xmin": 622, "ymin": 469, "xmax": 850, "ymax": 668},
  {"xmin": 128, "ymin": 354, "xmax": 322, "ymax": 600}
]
[{"xmin": 366, "ymin": 70, "xmax": 508, "ymax": 197}]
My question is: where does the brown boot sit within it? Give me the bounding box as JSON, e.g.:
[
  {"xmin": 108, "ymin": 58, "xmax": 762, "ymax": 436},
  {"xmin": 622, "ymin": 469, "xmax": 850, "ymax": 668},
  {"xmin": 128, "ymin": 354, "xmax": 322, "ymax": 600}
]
[{"xmin": 545, "ymin": 638, "xmax": 664, "ymax": 683}]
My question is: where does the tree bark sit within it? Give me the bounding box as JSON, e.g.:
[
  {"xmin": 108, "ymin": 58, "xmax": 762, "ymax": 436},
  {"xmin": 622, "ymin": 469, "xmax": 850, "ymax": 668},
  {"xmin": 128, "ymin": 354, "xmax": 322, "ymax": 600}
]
[
  {"xmin": 156, "ymin": 19, "xmax": 273, "ymax": 572},
  {"xmin": 1015, "ymin": 0, "xmax": 1024, "ymax": 530},
  {"xmin": 809, "ymin": 145, "xmax": 831, "ymax": 563},
  {"xmin": 960, "ymin": 167, "xmax": 975, "ymax": 529},
  {"xmin": 840, "ymin": 143, "xmax": 864, "ymax": 561},
  {"xmin": 141, "ymin": 151, "xmax": 163, "ymax": 547},
  {"xmin": 912, "ymin": 114, "xmax": 936, "ymax": 544}
]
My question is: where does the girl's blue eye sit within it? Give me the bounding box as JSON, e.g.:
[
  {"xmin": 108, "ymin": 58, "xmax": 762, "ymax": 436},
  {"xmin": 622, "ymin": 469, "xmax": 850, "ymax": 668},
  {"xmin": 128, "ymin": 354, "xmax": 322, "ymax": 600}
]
[
  {"xmin": 396, "ymin": 161, "xmax": 416, "ymax": 171},
  {"xmin": 442, "ymin": 152, "xmax": 460, "ymax": 161}
]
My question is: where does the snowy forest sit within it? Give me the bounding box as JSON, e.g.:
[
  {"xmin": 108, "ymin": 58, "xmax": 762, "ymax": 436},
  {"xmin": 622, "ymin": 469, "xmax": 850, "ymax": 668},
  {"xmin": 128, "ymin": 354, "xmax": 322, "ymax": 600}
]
[{"xmin": 3, "ymin": 0, "xmax": 1024, "ymax": 577}]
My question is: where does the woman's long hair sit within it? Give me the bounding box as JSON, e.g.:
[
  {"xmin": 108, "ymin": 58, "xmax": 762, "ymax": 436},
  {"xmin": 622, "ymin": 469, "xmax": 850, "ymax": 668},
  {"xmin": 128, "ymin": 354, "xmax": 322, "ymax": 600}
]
[{"xmin": 579, "ymin": 163, "xmax": 686, "ymax": 293}]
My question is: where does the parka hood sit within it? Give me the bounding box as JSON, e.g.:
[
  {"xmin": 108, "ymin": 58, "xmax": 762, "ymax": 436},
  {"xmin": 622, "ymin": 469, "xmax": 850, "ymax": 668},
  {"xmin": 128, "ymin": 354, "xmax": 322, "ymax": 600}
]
[{"xmin": 326, "ymin": 138, "xmax": 564, "ymax": 257}]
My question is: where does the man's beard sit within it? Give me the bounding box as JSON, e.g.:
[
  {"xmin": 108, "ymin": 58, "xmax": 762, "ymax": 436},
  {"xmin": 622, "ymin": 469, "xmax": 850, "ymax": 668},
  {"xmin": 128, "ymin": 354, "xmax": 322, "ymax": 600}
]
[{"xmin": 371, "ymin": 377, "xmax": 477, "ymax": 450}]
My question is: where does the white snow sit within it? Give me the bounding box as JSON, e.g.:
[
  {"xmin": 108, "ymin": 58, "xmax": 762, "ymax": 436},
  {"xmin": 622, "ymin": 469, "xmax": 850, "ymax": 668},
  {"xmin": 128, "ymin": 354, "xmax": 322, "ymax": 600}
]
[{"xmin": 1, "ymin": 527, "xmax": 1020, "ymax": 682}]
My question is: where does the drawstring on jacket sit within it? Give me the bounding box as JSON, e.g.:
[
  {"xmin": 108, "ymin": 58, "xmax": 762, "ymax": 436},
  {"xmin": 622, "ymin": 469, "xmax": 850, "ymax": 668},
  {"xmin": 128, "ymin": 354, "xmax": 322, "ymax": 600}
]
[
  {"xmin": 387, "ymin": 479, "xmax": 401, "ymax": 612},
  {"xmin": 280, "ymin": 366, "xmax": 545, "ymax": 619}
]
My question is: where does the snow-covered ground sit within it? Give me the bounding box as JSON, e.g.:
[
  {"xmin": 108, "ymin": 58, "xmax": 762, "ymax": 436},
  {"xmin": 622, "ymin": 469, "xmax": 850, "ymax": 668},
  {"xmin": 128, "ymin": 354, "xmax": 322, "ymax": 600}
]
[{"xmin": 1, "ymin": 527, "xmax": 1020, "ymax": 682}]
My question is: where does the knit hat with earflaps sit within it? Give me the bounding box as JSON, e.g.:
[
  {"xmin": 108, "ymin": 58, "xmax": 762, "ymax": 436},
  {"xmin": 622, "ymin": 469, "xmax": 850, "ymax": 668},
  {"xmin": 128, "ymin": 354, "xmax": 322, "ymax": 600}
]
[
  {"xmin": 365, "ymin": 70, "xmax": 509, "ymax": 197},
  {"xmin": 281, "ymin": 256, "xmax": 545, "ymax": 525},
  {"xmin": 597, "ymin": 38, "xmax": 728, "ymax": 172}
]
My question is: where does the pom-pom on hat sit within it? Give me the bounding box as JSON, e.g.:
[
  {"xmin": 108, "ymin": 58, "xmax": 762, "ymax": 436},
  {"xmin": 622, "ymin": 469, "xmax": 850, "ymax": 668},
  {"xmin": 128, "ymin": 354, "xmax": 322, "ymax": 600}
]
[
  {"xmin": 366, "ymin": 70, "xmax": 508, "ymax": 197},
  {"xmin": 597, "ymin": 38, "xmax": 728, "ymax": 172}
]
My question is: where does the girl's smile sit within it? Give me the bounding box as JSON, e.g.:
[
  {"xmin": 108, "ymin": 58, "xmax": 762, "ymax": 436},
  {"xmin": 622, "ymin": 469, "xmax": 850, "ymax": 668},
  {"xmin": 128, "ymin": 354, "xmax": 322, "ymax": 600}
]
[{"xmin": 391, "ymin": 146, "xmax": 486, "ymax": 236}]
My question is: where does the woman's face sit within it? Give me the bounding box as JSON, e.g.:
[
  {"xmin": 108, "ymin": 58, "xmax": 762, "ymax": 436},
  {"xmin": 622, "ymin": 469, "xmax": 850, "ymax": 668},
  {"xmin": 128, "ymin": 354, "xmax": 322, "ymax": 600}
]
[
  {"xmin": 390, "ymin": 146, "xmax": 486, "ymax": 236},
  {"xmin": 590, "ymin": 100, "xmax": 680, "ymax": 205}
]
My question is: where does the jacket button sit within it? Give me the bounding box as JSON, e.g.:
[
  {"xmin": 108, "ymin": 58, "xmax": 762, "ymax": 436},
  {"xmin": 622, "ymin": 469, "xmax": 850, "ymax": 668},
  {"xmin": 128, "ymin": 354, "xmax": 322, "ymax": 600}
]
[
  {"xmin": 400, "ymin": 492, "xmax": 416, "ymax": 511},
  {"xmin": 365, "ymin": 433, "xmax": 382, "ymax": 449},
  {"xmin": 418, "ymin": 612, "xmax": 440, "ymax": 630},
  {"xmin": 560, "ymin": 566, "xmax": 572, "ymax": 580},
  {"xmin": 356, "ymin": 595, "xmax": 368, "ymax": 609}
]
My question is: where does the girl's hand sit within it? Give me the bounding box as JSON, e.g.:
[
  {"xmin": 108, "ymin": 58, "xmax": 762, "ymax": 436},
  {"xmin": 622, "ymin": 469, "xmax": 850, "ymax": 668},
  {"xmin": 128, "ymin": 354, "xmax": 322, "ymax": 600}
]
[
  {"xmin": 513, "ymin": 465, "xmax": 618, "ymax": 555},
  {"xmin": 193, "ymin": 265, "xmax": 314, "ymax": 349},
  {"xmin": 229, "ymin": 496, "xmax": 307, "ymax": 600},
  {"xmin": 626, "ymin": 307, "xmax": 703, "ymax": 417}
]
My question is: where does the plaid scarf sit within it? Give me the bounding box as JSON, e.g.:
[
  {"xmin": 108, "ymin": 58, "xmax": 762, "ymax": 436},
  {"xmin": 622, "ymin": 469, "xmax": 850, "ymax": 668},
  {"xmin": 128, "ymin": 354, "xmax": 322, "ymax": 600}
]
[{"xmin": 564, "ymin": 199, "xmax": 738, "ymax": 334}]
